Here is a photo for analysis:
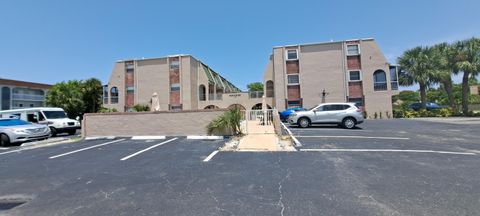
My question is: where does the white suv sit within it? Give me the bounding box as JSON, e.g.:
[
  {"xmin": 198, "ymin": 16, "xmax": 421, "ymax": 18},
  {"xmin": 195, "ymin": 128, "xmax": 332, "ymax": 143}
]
[{"xmin": 288, "ymin": 103, "xmax": 364, "ymax": 129}]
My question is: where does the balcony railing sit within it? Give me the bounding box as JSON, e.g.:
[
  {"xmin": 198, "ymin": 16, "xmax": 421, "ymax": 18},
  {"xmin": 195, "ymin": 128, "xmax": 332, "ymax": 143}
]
[
  {"xmin": 208, "ymin": 94, "xmax": 222, "ymax": 101},
  {"xmin": 374, "ymin": 82, "xmax": 388, "ymax": 91},
  {"xmin": 249, "ymin": 91, "xmax": 264, "ymax": 99},
  {"xmin": 111, "ymin": 96, "xmax": 119, "ymax": 104},
  {"xmin": 12, "ymin": 94, "xmax": 45, "ymax": 101}
]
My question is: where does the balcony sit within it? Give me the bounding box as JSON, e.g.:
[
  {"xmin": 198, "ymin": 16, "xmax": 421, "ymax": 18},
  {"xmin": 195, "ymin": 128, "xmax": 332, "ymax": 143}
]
[
  {"xmin": 12, "ymin": 94, "xmax": 45, "ymax": 101},
  {"xmin": 374, "ymin": 82, "xmax": 388, "ymax": 91},
  {"xmin": 249, "ymin": 91, "xmax": 264, "ymax": 99},
  {"xmin": 208, "ymin": 94, "xmax": 222, "ymax": 101}
]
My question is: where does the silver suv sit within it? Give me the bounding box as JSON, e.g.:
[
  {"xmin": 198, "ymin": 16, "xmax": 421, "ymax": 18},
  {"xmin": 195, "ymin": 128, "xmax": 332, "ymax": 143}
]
[{"xmin": 288, "ymin": 103, "xmax": 364, "ymax": 129}]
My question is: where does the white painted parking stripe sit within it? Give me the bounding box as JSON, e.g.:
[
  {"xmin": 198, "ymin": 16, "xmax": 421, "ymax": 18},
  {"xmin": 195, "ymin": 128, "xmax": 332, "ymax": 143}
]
[
  {"xmin": 296, "ymin": 135, "xmax": 410, "ymax": 140},
  {"xmin": 300, "ymin": 148, "xmax": 476, "ymax": 155},
  {"xmin": 203, "ymin": 150, "xmax": 219, "ymax": 162},
  {"xmin": 131, "ymin": 136, "xmax": 166, "ymax": 140},
  {"xmin": 120, "ymin": 138, "xmax": 178, "ymax": 161},
  {"xmin": 49, "ymin": 139, "xmax": 126, "ymax": 159}
]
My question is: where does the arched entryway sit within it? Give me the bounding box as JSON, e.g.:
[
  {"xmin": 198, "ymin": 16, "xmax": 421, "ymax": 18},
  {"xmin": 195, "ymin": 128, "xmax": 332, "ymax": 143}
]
[
  {"xmin": 228, "ymin": 104, "xmax": 246, "ymax": 111},
  {"xmin": 204, "ymin": 105, "xmax": 220, "ymax": 109},
  {"xmin": 251, "ymin": 103, "xmax": 272, "ymax": 110}
]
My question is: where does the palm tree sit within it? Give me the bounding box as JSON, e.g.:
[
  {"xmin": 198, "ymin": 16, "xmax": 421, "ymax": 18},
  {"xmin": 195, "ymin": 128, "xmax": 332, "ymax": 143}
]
[
  {"xmin": 398, "ymin": 46, "xmax": 436, "ymax": 109},
  {"xmin": 430, "ymin": 43, "xmax": 456, "ymax": 113},
  {"xmin": 451, "ymin": 38, "xmax": 480, "ymax": 114}
]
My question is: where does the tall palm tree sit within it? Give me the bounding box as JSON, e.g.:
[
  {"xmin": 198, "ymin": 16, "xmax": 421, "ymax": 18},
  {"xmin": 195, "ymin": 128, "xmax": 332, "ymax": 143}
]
[
  {"xmin": 430, "ymin": 43, "xmax": 456, "ymax": 113},
  {"xmin": 451, "ymin": 38, "xmax": 480, "ymax": 114},
  {"xmin": 398, "ymin": 46, "xmax": 436, "ymax": 109}
]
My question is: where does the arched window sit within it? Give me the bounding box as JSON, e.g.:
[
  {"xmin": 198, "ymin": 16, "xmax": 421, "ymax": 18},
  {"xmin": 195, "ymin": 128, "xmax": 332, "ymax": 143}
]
[
  {"xmin": 373, "ymin": 70, "xmax": 387, "ymax": 91},
  {"xmin": 110, "ymin": 87, "xmax": 119, "ymax": 104},
  {"xmin": 1, "ymin": 87, "xmax": 11, "ymax": 110},
  {"xmin": 265, "ymin": 80, "xmax": 274, "ymax": 97},
  {"xmin": 199, "ymin": 85, "xmax": 206, "ymax": 101}
]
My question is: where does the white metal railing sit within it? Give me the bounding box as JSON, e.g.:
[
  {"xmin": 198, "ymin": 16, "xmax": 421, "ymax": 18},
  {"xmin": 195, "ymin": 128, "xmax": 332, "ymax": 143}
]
[
  {"xmin": 249, "ymin": 91, "xmax": 264, "ymax": 99},
  {"xmin": 240, "ymin": 109, "xmax": 277, "ymax": 134},
  {"xmin": 12, "ymin": 94, "xmax": 45, "ymax": 101}
]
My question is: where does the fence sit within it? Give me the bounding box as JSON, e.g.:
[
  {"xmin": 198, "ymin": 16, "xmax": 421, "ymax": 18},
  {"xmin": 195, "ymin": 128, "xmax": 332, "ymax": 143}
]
[{"xmin": 240, "ymin": 109, "xmax": 276, "ymax": 134}]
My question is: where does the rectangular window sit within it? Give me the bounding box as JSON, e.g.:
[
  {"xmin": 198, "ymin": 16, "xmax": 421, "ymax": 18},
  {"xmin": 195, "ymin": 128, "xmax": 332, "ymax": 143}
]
[
  {"xmin": 170, "ymin": 83, "xmax": 180, "ymax": 92},
  {"xmin": 349, "ymin": 71, "xmax": 361, "ymax": 81},
  {"xmin": 126, "ymin": 86, "xmax": 134, "ymax": 93},
  {"xmin": 126, "ymin": 64, "xmax": 134, "ymax": 70},
  {"xmin": 170, "ymin": 61, "xmax": 180, "ymax": 70},
  {"xmin": 287, "ymin": 74, "xmax": 299, "ymax": 85},
  {"xmin": 390, "ymin": 66, "xmax": 399, "ymax": 90},
  {"xmin": 347, "ymin": 44, "xmax": 360, "ymax": 56},
  {"xmin": 286, "ymin": 49, "xmax": 298, "ymax": 60},
  {"xmin": 287, "ymin": 100, "xmax": 301, "ymax": 108}
]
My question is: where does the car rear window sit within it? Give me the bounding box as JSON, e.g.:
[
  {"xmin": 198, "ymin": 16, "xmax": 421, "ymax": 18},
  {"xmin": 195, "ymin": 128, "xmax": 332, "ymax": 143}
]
[{"xmin": 0, "ymin": 119, "xmax": 31, "ymax": 126}]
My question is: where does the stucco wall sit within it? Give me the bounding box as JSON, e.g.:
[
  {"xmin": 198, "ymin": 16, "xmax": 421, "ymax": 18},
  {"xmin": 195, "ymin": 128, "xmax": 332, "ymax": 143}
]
[{"xmin": 83, "ymin": 109, "xmax": 227, "ymax": 137}]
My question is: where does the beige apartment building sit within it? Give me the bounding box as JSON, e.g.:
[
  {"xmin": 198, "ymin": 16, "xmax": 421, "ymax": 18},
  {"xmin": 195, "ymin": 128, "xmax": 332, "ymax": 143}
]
[
  {"xmin": 0, "ymin": 78, "xmax": 52, "ymax": 110},
  {"xmin": 102, "ymin": 55, "xmax": 268, "ymax": 112},
  {"xmin": 263, "ymin": 38, "xmax": 399, "ymax": 117},
  {"xmin": 103, "ymin": 38, "xmax": 398, "ymax": 118}
]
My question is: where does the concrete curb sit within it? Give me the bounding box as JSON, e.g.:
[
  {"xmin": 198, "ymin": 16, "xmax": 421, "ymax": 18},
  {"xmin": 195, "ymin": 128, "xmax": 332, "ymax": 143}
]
[
  {"xmin": 186, "ymin": 136, "xmax": 225, "ymax": 140},
  {"xmin": 85, "ymin": 136, "xmax": 116, "ymax": 140},
  {"xmin": 280, "ymin": 122, "xmax": 302, "ymax": 147},
  {"xmin": 131, "ymin": 136, "xmax": 166, "ymax": 140}
]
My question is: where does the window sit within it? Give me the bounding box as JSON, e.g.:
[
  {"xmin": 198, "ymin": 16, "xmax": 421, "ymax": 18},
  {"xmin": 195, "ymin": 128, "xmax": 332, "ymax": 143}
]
[
  {"xmin": 170, "ymin": 83, "xmax": 180, "ymax": 92},
  {"xmin": 126, "ymin": 86, "xmax": 134, "ymax": 93},
  {"xmin": 170, "ymin": 61, "xmax": 179, "ymax": 70},
  {"xmin": 199, "ymin": 85, "xmax": 206, "ymax": 101},
  {"xmin": 347, "ymin": 44, "xmax": 360, "ymax": 56},
  {"xmin": 286, "ymin": 50, "xmax": 298, "ymax": 60},
  {"xmin": 110, "ymin": 87, "xmax": 119, "ymax": 104},
  {"xmin": 373, "ymin": 70, "xmax": 387, "ymax": 91},
  {"xmin": 287, "ymin": 100, "xmax": 301, "ymax": 108},
  {"xmin": 349, "ymin": 98, "xmax": 364, "ymax": 107},
  {"xmin": 103, "ymin": 85, "xmax": 109, "ymax": 104},
  {"xmin": 1, "ymin": 87, "xmax": 10, "ymax": 110},
  {"xmin": 126, "ymin": 64, "xmax": 134, "ymax": 70},
  {"xmin": 349, "ymin": 71, "xmax": 361, "ymax": 81},
  {"xmin": 389, "ymin": 66, "xmax": 399, "ymax": 90},
  {"xmin": 287, "ymin": 74, "xmax": 299, "ymax": 85}
]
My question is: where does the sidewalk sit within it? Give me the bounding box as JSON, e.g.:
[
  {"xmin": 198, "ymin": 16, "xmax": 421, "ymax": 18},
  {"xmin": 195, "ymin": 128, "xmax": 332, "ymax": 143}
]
[{"xmin": 236, "ymin": 120, "xmax": 295, "ymax": 151}]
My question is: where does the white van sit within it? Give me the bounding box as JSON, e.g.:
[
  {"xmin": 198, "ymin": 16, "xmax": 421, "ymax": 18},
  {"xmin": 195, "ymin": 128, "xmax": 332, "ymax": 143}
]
[{"xmin": 0, "ymin": 107, "xmax": 81, "ymax": 136}]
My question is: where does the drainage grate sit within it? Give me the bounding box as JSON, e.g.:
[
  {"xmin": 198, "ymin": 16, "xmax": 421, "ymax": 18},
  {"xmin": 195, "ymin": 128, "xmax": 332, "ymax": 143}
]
[{"xmin": 0, "ymin": 201, "xmax": 26, "ymax": 210}]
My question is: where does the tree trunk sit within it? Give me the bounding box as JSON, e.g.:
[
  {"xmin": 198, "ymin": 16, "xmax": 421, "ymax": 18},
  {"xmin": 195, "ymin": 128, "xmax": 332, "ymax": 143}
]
[
  {"xmin": 442, "ymin": 79, "xmax": 456, "ymax": 113},
  {"xmin": 461, "ymin": 71, "xmax": 470, "ymax": 115},
  {"xmin": 419, "ymin": 83, "xmax": 427, "ymax": 109}
]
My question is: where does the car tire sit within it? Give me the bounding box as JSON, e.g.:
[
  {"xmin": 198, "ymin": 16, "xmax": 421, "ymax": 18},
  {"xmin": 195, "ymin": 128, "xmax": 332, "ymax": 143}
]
[
  {"xmin": 298, "ymin": 117, "xmax": 310, "ymax": 128},
  {"xmin": 0, "ymin": 134, "xmax": 10, "ymax": 147},
  {"xmin": 50, "ymin": 127, "xmax": 58, "ymax": 137},
  {"xmin": 68, "ymin": 130, "xmax": 76, "ymax": 136},
  {"xmin": 342, "ymin": 117, "xmax": 356, "ymax": 129}
]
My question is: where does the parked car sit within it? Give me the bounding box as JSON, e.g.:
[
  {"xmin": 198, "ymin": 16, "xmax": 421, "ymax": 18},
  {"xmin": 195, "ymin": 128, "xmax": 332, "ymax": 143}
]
[
  {"xmin": 0, "ymin": 118, "xmax": 51, "ymax": 147},
  {"xmin": 279, "ymin": 108, "xmax": 307, "ymax": 121},
  {"xmin": 288, "ymin": 103, "xmax": 364, "ymax": 129},
  {"xmin": 0, "ymin": 107, "xmax": 80, "ymax": 136},
  {"xmin": 409, "ymin": 102, "xmax": 448, "ymax": 111}
]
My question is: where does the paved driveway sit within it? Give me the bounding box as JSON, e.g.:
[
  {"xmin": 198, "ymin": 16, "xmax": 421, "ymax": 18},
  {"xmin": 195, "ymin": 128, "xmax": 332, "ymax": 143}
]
[{"xmin": 0, "ymin": 119, "xmax": 479, "ymax": 215}]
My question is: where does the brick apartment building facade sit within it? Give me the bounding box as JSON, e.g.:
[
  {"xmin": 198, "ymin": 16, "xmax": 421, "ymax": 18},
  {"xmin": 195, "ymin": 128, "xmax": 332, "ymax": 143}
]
[
  {"xmin": 103, "ymin": 38, "xmax": 398, "ymax": 118},
  {"xmin": 0, "ymin": 78, "xmax": 52, "ymax": 110},
  {"xmin": 263, "ymin": 38, "xmax": 399, "ymax": 117}
]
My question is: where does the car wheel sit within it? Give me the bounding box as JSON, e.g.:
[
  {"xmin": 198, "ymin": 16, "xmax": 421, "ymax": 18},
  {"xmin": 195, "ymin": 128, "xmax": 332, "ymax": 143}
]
[
  {"xmin": 298, "ymin": 117, "xmax": 310, "ymax": 128},
  {"xmin": 0, "ymin": 134, "xmax": 10, "ymax": 147},
  {"xmin": 342, "ymin": 117, "xmax": 356, "ymax": 129},
  {"xmin": 50, "ymin": 127, "xmax": 58, "ymax": 137}
]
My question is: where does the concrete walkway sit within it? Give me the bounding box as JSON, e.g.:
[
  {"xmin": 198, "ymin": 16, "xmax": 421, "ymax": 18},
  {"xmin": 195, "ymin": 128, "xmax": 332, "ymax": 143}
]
[{"xmin": 237, "ymin": 120, "xmax": 295, "ymax": 151}]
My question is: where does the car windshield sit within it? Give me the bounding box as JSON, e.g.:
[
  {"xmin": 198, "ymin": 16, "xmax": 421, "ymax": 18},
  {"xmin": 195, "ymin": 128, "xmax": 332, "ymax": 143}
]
[
  {"xmin": 43, "ymin": 111, "xmax": 67, "ymax": 119},
  {"xmin": 0, "ymin": 119, "xmax": 31, "ymax": 126}
]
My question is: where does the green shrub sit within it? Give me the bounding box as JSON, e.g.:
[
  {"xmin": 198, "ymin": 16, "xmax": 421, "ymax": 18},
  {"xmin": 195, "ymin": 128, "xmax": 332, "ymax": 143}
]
[
  {"xmin": 133, "ymin": 104, "xmax": 150, "ymax": 112},
  {"xmin": 207, "ymin": 108, "xmax": 242, "ymax": 135},
  {"xmin": 98, "ymin": 107, "xmax": 118, "ymax": 113}
]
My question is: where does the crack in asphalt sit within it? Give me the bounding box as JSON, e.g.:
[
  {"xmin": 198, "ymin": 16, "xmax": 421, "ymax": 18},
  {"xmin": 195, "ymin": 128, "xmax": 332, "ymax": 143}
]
[
  {"xmin": 276, "ymin": 156, "xmax": 291, "ymax": 216},
  {"xmin": 207, "ymin": 188, "xmax": 235, "ymax": 216}
]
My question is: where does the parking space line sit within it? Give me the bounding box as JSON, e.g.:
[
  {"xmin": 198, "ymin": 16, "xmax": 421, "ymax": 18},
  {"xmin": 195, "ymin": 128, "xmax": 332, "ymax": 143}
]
[
  {"xmin": 49, "ymin": 139, "xmax": 126, "ymax": 159},
  {"xmin": 203, "ymin": 150, "xmax": 219, "ymax": 162},
  {"xmin": 296, "ymin": 135, "xmax": 410, "ymax": 140},
  {"xmin": 120, "ymin": 138, "xmax": 178, "ymax": 161},
  {"xmin": 281, "ymin": 122, "xmax": 302, "ymax": 147},
  {"xmin": 300, "ymin": 148, "xmax": 476, "ymax": 155}
]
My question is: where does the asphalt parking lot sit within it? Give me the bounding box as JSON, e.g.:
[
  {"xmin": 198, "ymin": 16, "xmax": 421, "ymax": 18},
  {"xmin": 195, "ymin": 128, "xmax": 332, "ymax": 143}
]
[{"xmin": 0, "ymin": 119, "xmax": 480, "ymax": 215}]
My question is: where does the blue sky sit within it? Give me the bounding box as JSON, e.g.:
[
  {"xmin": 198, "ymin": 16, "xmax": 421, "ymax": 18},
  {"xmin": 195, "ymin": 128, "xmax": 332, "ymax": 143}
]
[{"xmin": 1, "ymin": 0, "xmax": 479, "ymax": 91}]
